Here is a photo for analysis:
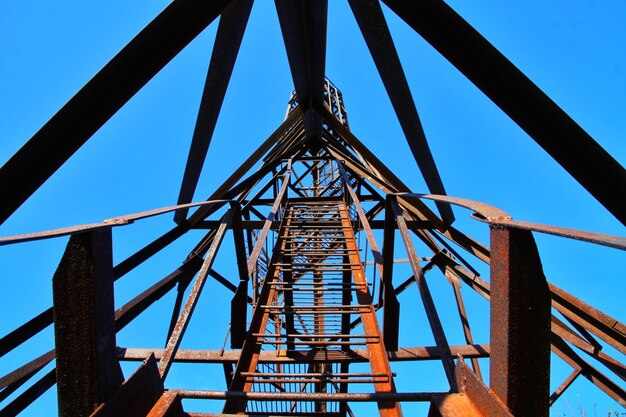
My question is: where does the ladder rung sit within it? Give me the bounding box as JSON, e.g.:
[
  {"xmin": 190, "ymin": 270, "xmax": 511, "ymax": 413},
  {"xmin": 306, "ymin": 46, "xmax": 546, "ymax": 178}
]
[
  {"xmin": 257, "ymin": 340, "xmax": 370, "ymax": 346},
  {"xmin": 242, "ymin": 372, "xmax": 390, "ymax": 377},
  {"xmin": 245, "ymin": 377, "xmax": 390, "ymax": 384},
  {"xmin": 261, "ymin": 303, "xmax": 366, "ymax": 307},
  {"xmin": 252, "ymin": 333, "xmax": 378, "ymax": 339}
]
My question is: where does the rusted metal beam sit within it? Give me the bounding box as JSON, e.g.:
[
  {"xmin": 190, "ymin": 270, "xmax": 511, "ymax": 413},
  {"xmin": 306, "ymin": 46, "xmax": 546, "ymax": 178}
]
[
  {"xmin": 339, "ymin": 203, "xmax": 403, "ymax": 417},
  {"xmin": 321, "ymin": 106, "xmax": 443, "ymax": 227},
  {"xmin": 231, "ymin": 203, "xmax": 252, "ymax": 348},
  {"xmin": 52, "ymin": 229, "xmax": 122, "ymax": 417},
  {"xmin": 175, "ymin": 389, "xmax": 440, "ymax": 402},
  {"xmin": 0, "ymin": 260, "xmax": 202, "ymax": 393},
  {"xmin": 114, "ymin": 258, "xmax": 204, "ymax": 331},
  {"xmin": 262, "ymin": 120, "xmax": 306, "ymax": 164},
  {"xmin": 382, "ymin": 197, "xmax": 400, "ymax": 351},
  {"xmin": 550, "ymin": 283, "xmax": 626, "ymax": 356},
  {"xmin": 223, "ymin": 216, "xmax": 290, "ymax": 413},
  {"xmin": 550, "ymin": 367, "xmax": 581, "ymax": 405},
  {"xmin": 175, "ymin": 0, "xmax": 254, "ymax": 223},
  {"xmin": 283, "ymin": 250, "xmax": 297, "ymax": 351},
  {"xmin": 551, "ymin": 317, "xmax": 626, "ymax": 381},
  {"xmin": 1, "ymin": 255, "xmax": 209, "ymax": 414},
  {"xmin": 348, "ymin": 0, "xmax": 454, "ymax": 224},
  {"xmin": 439, "ymin": 249, "xmax": 626, "ymax": 400},
  {"xmin": 396, "ymin": 195, "xmax": 490, "ymax": 263},
  {"xmin": 448, "ymin": 273, "xmax": 482, "ymax": 381},
  {"xmin": 0, "ymin": 307, "xmax": 52, "ymax": 357},
  {"xmin": 0, "ymin": 350, "xmax": 55, "ymax": 391},
  {"xmin": 276, "ymin": 0, "xmax": 328, "ymax": 141},
  {"xmin": 165, "ymin": 271, "xmax": 197, "ymax": 345},
  {"xmin": 158, "ymin": 209, "xmax": 234, "ymax": 379},
  {"xmin": 389, "ymin": 196, "xmax": 457, "ymax": 390},
  {"xmin": 0, "ymin": 200, "xmax": 227, "ymax": 248},
  {"xmin": 327, "ymin": 122, "xmax": 491, "ymax": 268},
  {"xmin": 91, "ymin": 355, "xmax": 164, "ymax": 417},
  {"xmin": 381, "ymin": 0, "xmax": 626, "ymax": 225},
  {"xmin": 411, "ymin": 192, "xmax": 626, "ymax": 250},
  {"xmin": 242, "ymin": 166, "xmax": 289, "ymax": 210},
  {"xmin": 117, "ymin": 344, "xmax": 490, "ymax": 364},
  {"xmin": 113, "ymin": 226, "xmax": 187, "ymax": 279},
  {"xmin": 0, "ymin": 369, "xmax": 56, "ymax": 417},
  {"xmin": 246, "ymin": 169, "xmax": 291, "ymax": 277},
  {"xmin": 0, "ymin": 0, "xmax": 232, "ymax": 225},
  {"xmin": 145, "ymin": 391, "xmax": 186, "ymax": 417},
  {"xmin": 0, "ymin": 365, "xmax": 39, "ymax": 403},
  {"xmin": 489, "ymin": 226, "xmax": 550, "ymax": 416},
  {"xmin": 551, "ymin": 336, "xmax": 626, "ymax": 406},
  {"xmin": 431, "ymin": 361, "xmax": 513, "ymax": 417},
  {"xmin": 186, "ymin": 108, "xmax": 302, "ymax": 226},
  {"xmin": 340, "ymin": 252, "xmax": 352, "ymax": 417}
]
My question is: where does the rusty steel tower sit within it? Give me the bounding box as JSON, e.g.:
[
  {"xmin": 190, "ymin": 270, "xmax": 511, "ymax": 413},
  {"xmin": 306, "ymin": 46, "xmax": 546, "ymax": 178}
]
[{"xmin": 1, "ymin": 1, "xmax": 625, "ymax": 417}]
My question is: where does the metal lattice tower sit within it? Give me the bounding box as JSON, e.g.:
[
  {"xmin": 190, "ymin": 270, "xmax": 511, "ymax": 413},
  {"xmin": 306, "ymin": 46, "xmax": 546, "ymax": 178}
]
[{"xmin": 1, "ymin": 2, "xmax": 625, "ymax": 417}]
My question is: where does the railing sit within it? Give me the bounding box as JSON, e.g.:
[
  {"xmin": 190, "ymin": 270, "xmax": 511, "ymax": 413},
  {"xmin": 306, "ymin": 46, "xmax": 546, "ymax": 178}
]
[{"xmin": 390, "ymin": 193, "xmax": 626, "ymax": 412}]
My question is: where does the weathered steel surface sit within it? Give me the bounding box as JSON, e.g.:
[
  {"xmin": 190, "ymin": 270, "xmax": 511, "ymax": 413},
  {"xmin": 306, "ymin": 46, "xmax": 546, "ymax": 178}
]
[
  {"xmin": 222, "ymin": 215, "xmax": 289, "ymax": 413},
  {"xmin": 410, "ymin": 193, "xmax": 626, "ymax": 249},
  {"xmin": 348, "ymin": 0, "xmax": 454, "ymax": 224},
  {"xmin": 428, "ymin": 393, "xmax": 482, "ymax": 417},
  {"xmin": 0, "ymin": 200, "xmax": 228, "ymax": 246},
  {"xmin": 146, "ymin": 391, "xmax": 186, "ymax": 417},
  {"xmin": 53, "ymin": 229, "xmax": 122, "ymax": 417},
  {"xmin": 158, "ymin": 209, "xmax": 233, "ymax": 379},
  {"xmin": 490, "ymin": 226, "xmax": 550, "ymax": 416},
  {"xmin": 186, "ymin": 107, "xmax": 303, "ymax": 226},
  {"xmin": 175, "ymin": 389, "xmax": 438, "ymax": 402},
  {"xmin": 230, "ymin": 203, "xmax": 251, "ymax": 348},
  {"xmin": 117, "ymin": 344, "xmax": 490, "ymax": 364},
  {"xmin": 444, "ymin": 361, "xmax": 512, "ymax": 417},
  {"xmin": 551, "ymin": 336, "xmax": 626, "ymax": 406},
  {"xmin": 449, "ymin": 275, "xmax": 482, "ymax": 380},
  {"xmin": 339, "ymin": 203, "xmax": 404, "ymax": 417},
  {"xmin": 276, "ymin": 0, "xmax": 327, "ymax": 141},
  {"xmin": 91, "ymin": 355, "xmax": 164, "ymax": 417},
  {"xmin": 2, "ymin": 5, "xmax": 624, "ymax": 412},
  {"xmin": 175, "ymin": 0, "xmax": 254, "ymax": 223},
  {"xmin": 390, "ymin": 197, "xmax": 457, "ymax": 390},
  {"xmin": 382, "ymin": 197, "xmax": 400, "ymax": 350}
]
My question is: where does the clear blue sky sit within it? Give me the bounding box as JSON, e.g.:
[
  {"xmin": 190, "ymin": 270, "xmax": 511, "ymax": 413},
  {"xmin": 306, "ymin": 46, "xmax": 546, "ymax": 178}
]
[{"xmin": 1, "ymin": 1, "xmax": 624, "ymax": 415}]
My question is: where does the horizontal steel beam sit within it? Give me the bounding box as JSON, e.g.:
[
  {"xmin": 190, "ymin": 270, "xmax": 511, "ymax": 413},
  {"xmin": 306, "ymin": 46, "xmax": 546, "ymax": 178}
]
[
  {"xmin": 117, "ymin": 344, "xmax": 490, "ymax": 364},
  {"xmin": 171, "ymin": 389, "xmax": 441, "ymax": 402},
  {"xmin": 191, "ymin": 219, "xmax": 429, "ymax": 230}
]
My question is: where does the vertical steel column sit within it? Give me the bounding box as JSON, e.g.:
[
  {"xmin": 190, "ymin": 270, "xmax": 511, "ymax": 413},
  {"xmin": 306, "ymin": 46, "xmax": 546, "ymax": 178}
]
[
  {"xmin": 313, "ymin": 269, "xmax": 327, "ymax": 413},
  {"xmin": 382, "ymin": 197, "xmax": 400, "ymax": 351},
  {"xmin": 53, "ymin": 229, "xmax": 122, "ymax": 417},
  {"xmin": 231, "ymin": 203, "xmax": 251, "ymax": 348},
  {"xmin": 340, "ymin": 252, "xmax": 352, "ymax": 417},
  {"xmin": 490, "ymin": 226, "xmax": 551, "ymax": 416},
  {"xmin": 282, "ymin": 248, "xmax": 296, "ymax": 351}
]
